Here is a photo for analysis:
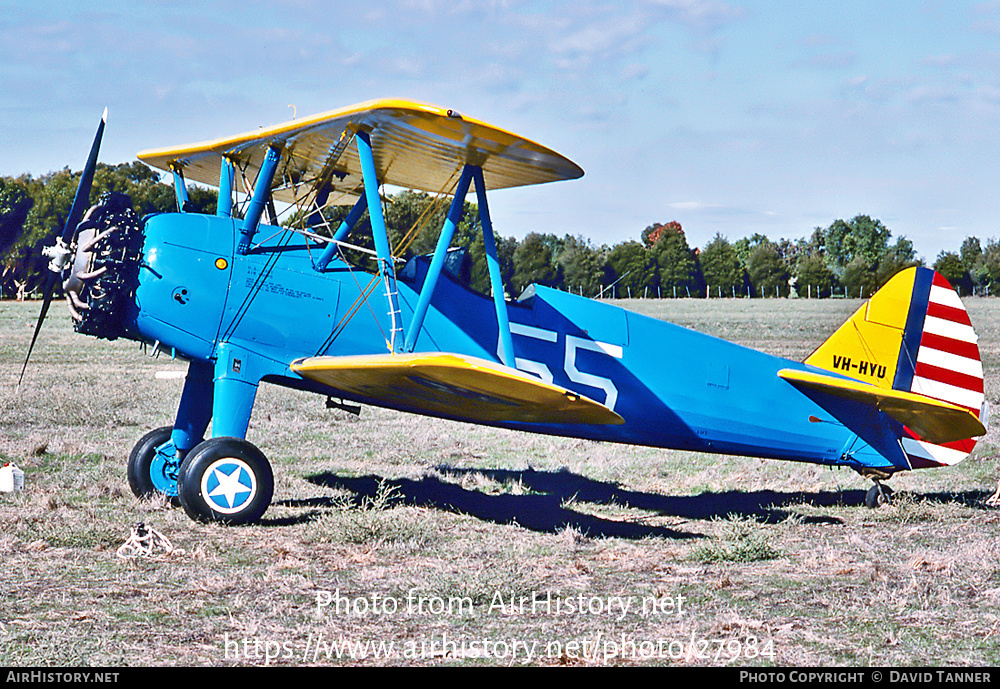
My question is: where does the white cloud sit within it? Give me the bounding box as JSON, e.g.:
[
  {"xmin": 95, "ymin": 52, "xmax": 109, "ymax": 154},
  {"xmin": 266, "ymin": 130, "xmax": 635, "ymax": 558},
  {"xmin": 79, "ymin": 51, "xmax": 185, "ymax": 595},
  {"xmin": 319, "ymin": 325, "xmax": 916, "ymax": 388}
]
[{"xmin": 645, "ymin": 0, "xmax": 743, "ymax": 32}]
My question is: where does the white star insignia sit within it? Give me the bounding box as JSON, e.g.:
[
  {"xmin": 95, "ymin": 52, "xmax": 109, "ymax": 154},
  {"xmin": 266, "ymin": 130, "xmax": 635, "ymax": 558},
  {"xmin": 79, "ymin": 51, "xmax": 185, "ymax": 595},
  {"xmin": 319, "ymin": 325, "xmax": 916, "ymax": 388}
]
[{"xmin": 207, "ymin": 465, "xmax": 253, "ymax": 508}]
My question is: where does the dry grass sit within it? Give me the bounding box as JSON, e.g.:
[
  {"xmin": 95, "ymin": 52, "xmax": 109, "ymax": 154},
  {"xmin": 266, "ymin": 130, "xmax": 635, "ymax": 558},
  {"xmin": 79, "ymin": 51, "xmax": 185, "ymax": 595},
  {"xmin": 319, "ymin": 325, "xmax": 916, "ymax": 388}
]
[{"xmin": 1, "ymin": 296, "xmax": 999, "ymax": 667}]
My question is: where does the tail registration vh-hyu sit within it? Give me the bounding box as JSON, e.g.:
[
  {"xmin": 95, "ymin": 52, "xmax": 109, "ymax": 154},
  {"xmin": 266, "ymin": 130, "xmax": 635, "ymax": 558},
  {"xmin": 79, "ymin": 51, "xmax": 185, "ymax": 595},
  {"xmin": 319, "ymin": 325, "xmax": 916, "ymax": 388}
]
[{"xmin": 21, "ymin": 99, "xmax": 988, "ymax": 523}]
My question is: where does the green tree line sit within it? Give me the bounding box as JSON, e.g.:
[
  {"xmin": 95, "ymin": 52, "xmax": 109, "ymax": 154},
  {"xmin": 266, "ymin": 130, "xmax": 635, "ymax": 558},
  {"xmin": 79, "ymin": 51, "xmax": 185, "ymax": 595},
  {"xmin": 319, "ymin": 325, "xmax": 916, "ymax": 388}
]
[
  {"xmin": 0, "ymin": 163, "xmax": 215, "ymax": 298},
  {"xmin": 2, "ymin": 163, "xmax": 997, "ymax": 300}
]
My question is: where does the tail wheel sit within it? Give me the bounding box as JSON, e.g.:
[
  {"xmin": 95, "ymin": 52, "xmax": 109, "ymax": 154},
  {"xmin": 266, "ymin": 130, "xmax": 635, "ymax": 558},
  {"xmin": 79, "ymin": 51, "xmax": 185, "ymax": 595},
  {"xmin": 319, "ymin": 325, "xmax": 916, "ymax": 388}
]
[
  {"xmin": 177, "ymin": 437, "xmax": 273, "ymax": 524},
  {"xmin": 127, "ymin": 426, "xmax": 178, "ymax": 499},
  {"xmin": 865, "ymin": 482, "xmax": 894, "ymax": 509}
]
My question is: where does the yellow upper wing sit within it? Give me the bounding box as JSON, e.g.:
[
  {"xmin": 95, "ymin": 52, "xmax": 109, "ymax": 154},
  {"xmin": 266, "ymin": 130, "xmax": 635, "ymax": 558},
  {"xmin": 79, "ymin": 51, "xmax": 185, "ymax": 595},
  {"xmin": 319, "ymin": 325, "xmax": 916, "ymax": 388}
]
[{"xmin": 137, "ymin": 99, "xmax": 584, "ymax": 207}]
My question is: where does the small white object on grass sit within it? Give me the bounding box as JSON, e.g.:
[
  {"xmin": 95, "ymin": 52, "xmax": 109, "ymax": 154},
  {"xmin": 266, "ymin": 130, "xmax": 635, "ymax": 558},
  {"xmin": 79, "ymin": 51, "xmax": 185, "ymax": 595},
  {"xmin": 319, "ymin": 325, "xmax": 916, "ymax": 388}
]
[{"xmin": 0, "ymin": 463, "xmax": 24, "ymax": 492}]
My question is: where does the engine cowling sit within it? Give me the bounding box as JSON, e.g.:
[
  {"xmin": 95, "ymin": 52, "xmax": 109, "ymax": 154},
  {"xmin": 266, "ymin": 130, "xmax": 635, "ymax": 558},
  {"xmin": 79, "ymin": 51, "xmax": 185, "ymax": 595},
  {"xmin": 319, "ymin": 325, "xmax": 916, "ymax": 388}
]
[{"xmin": 62, "ymin": 192, "xmax": 144, "ymax": 341}]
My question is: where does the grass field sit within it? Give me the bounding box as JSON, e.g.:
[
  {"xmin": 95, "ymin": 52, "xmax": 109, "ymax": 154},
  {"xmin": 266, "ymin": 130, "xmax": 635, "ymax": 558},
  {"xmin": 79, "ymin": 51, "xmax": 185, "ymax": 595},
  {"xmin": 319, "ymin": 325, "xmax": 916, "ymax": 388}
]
[{"xmin": 2, "ymin": 296, "xmax": 999, "ymax": 667}]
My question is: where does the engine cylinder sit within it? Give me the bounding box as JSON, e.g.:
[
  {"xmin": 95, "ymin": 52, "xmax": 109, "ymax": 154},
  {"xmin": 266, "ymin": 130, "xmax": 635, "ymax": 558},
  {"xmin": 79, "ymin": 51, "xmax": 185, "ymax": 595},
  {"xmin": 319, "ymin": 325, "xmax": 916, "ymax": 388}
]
[{"xmin": 63, "ymin": 192, "xmax": 144, "ymax": 340}]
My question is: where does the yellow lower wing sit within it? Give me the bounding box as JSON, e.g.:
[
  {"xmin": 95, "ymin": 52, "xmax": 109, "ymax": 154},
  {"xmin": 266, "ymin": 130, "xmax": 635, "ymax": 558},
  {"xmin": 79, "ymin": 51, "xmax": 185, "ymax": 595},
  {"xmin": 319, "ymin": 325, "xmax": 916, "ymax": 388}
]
[
  {"xmin": 778, "ymin": 368, "xmax": 985, "ymax": 445},
  {"xmin": 291, "ymin": 353, "xmax": 624, "ymax": 426}
]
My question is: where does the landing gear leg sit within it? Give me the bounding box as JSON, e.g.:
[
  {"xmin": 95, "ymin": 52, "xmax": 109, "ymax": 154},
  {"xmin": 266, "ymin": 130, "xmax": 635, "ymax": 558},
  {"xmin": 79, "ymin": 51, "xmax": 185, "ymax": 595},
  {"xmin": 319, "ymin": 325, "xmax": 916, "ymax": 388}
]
[
  {"xmin": 126, "ymin": 360, "xmax": 214, "ymax": 500},
  {"xmin": 168, "ymin": 359, "xmax": 214, "ymax": 458},
  {"xmin": 176, "ymin": 343, "xmax": 272, "ymax": 524},
  {"xmin": 865, "ymin": 480, "xmax": 894, "ymax": 509}
]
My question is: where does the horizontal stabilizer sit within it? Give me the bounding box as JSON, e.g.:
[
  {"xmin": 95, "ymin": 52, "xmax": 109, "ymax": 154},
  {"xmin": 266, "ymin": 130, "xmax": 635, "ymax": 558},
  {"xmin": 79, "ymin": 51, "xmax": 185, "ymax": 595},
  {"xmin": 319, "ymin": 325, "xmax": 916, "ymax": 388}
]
[
  {"xmin": 291, "ymin": 352, "xmax": 624, "ymax": 426},
  {"xmin": 778, "ymin": 368, "xmax": 986, "ymax": 445}
]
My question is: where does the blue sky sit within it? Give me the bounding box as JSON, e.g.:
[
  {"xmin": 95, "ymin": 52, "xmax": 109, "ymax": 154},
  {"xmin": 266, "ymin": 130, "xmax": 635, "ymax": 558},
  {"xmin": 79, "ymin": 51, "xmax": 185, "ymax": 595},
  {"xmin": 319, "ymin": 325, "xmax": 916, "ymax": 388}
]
[{"xmin": 3, "ymin": 0, "xmax": 1000, "ymax": 263}]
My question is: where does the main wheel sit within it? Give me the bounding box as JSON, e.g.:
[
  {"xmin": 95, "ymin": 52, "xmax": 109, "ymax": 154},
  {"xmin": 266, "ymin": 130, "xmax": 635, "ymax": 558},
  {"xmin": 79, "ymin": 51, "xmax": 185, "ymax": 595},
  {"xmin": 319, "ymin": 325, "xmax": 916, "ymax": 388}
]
[
  {"xmin": 865, "ymin": 483, "xmax": 894, "ymax": 509},
  {"xmin": 127, "ymin": 426, "xmax": 178, "ymax": 499},
  {"xmin": 177, "ymin": 437, "xmax": 273, "ymax": 524}
]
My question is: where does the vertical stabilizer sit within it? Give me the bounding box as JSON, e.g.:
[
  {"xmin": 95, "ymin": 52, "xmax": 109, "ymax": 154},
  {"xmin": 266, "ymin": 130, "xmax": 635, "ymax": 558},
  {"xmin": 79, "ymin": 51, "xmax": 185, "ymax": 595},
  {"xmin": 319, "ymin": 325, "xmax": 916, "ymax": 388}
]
[{"xmin": 805, "ymin": 267, "xmax": 985, "ymax": 468}]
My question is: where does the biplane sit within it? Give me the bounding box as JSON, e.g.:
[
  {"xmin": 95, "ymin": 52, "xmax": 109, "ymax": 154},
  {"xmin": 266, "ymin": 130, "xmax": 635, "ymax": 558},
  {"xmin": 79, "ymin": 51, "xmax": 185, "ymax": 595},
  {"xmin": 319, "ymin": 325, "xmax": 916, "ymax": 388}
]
[{"xmin": 23, "ymin": 99, "xmax": 988, "ymax": 524}]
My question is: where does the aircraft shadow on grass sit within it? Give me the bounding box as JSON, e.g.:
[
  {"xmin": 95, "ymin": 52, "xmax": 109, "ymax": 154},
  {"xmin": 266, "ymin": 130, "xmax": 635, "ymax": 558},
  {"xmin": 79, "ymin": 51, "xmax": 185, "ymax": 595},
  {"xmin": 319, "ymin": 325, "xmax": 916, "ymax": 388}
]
[
  {"xmin": 276, "ymin": 467, "xmax": 991, "ymax": 537},
  {"xmin": 287, "ymin": 469, "xmax": 699, "ymax": 538}
]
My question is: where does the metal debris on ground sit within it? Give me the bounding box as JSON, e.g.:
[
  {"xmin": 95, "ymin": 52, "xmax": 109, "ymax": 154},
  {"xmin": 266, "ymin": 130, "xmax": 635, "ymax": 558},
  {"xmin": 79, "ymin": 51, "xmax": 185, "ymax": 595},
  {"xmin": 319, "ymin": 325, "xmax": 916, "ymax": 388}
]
[{"xmin": 116, "ymin": 522, "xmax": 173, "ymax": 558}]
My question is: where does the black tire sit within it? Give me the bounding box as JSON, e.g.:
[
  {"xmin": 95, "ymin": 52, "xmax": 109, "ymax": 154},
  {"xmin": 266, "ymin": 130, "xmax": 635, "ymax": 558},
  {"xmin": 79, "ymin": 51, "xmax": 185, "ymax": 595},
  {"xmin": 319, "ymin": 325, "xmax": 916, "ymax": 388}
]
[
  {"xmin": 177, "ymin": 437, "xmax": 273, "ymax": 525},
  {"xmin": 865, "ymin": 483, "xmax": 894, "ymax": 509},
  {"xmin": 127, "ymin": 426, "xmax": 175, "ymax": 498}
]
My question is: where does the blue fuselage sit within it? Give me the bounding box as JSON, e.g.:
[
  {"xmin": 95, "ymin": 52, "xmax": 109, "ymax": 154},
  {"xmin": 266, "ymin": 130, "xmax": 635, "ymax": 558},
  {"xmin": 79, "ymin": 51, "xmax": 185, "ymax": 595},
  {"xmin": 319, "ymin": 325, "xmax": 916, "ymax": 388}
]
[{"xmin": 131, "ymin": 212, "xmax": 896, "ymax": 473}]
